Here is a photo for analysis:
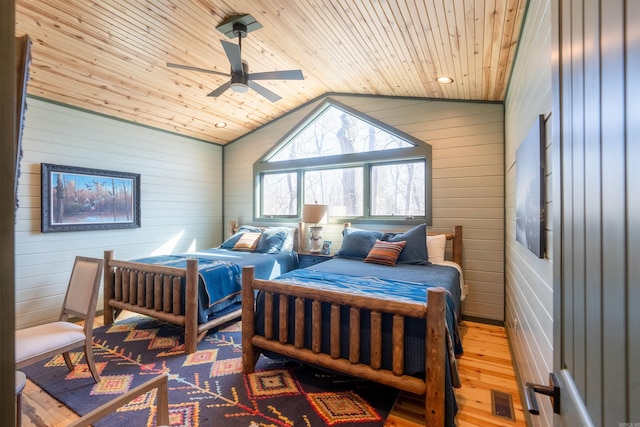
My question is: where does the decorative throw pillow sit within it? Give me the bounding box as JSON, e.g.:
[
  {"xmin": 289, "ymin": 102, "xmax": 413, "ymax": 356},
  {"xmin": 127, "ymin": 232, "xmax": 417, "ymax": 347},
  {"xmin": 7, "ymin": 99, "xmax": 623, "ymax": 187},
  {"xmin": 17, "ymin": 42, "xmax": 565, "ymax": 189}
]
[
  {"xmin": 335, "ymin": 228, "xmax": 384, "ymax": 260},
  {"xmin": 381, "ymin": 223, "xmax": 428, "ymax": 264},
  {"xmin": 279, "ymin": 227, "xmax": 298, "ymax": 252},
  {"xmin": 364, "ymin": 240, "xmax": 406, "ymax": 266},
  {"xmin": 232, "ymin": 232, "xmax": 262, "ymax": 252},
  {"xmin": 427, "ymin": 233, "xmax": 447, "ymax": 263},
  {"xmin": 255, "ymin": 227, "xmax": 288, "ymax": 254},
  {"xmin": 220, "ymin": 225, "xmax": 262, "ymax": 249}
]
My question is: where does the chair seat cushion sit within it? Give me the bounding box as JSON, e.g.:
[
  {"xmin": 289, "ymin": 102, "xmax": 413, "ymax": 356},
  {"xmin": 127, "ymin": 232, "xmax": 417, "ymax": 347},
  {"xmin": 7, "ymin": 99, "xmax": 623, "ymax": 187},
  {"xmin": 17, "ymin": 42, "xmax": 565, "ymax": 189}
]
[{"xmin": 15, "ymin": 321, "xmax": 86, "ymax": 363}]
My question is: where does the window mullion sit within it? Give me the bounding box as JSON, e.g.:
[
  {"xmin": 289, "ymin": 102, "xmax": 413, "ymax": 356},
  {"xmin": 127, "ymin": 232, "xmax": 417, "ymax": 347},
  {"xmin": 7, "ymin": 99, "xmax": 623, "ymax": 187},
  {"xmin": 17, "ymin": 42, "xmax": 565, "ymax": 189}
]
[{"xmin": 363, "ymin": 164, "xmax": 371, "ymax": 218}]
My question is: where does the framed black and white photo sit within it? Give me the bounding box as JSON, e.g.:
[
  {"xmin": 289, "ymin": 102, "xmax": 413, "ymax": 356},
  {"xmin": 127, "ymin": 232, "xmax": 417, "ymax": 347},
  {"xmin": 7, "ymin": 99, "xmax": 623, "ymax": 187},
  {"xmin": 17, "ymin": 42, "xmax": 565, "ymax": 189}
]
[
  {"xmin": 41, "ymin": 163, "xmax": 141, "ymax": 232},
  {"xmin": 516, "ymin": 115, "xmax": 545, "ymax": 258},
  {"xmin": 321, "ymin": 240, "xmax": 332, "ymax": 255}
]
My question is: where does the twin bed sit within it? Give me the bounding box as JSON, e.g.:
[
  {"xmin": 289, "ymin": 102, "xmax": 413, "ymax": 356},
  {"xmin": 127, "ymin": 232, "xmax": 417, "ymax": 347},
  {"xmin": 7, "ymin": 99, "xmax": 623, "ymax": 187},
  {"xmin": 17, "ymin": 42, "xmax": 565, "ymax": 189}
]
[
  {"xmin": 103, "ymin": 224, "xmax": 298, "ymax": 353},
  {"xmin": 103, "ymin": 223, "xmax": 463, "ymax": 426}
]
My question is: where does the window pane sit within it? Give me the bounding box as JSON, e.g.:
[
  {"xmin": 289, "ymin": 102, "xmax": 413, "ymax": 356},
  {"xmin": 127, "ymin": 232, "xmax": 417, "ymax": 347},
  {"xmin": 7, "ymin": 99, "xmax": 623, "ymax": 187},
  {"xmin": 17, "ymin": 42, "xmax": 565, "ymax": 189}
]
[
  {"xmin": 262, "ymin": 172, "xmax": 297, "ymax": 216},
  {"xmin": 304, "ymin": 168, "xmax": 363, "ymax": 216},
  {"xmin": 269, "ymin": 105, "xmax": 414, "ymax": 161},
  {"xmin": 371, "ymin": 162, "xmax": 425, "ymax": 216}
]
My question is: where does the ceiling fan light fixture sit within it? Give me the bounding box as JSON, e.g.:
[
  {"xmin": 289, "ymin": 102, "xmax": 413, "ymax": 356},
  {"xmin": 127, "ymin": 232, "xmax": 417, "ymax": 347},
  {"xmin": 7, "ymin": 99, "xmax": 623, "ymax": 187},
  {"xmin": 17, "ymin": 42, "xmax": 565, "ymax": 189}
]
[
  {"xmin": 230, "ymin": 82, "xmax": 249, "ymax": 93},
  {"xmin": 436, "ymin": 76, "xmax": 454, "ymax": 84}
]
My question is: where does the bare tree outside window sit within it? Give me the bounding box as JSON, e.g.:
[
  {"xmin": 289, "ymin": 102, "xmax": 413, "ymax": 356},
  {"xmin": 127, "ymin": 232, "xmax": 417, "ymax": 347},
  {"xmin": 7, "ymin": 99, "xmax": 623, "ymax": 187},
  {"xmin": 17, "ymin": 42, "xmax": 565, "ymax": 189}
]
[
  {"xmin": 305, "ymin": 168, "xmax": 363, "ymax": 216},
  {"xmin": 371, "ymin": 162, "xmax": 425, "ymax": 216},
  {"xmin": 270, "ymin": 106, "xmax": 413, "ymax": 161},
  {"xmin": 262, "ymin": 172, "xmax": 297, "ymax": 216}
]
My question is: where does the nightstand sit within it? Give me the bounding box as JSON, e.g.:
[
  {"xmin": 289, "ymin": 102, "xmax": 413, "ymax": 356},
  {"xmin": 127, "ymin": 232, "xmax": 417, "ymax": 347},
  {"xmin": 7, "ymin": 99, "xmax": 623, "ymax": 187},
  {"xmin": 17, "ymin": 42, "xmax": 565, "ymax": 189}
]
[{"xmin": 297, "ymin": 252, "xmax": 333, "ymax": 269}]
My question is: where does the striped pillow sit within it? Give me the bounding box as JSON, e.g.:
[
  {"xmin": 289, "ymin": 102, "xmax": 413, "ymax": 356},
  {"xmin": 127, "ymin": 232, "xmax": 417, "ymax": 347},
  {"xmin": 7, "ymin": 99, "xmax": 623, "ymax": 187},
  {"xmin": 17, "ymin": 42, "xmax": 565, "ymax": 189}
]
[
  {"xmin": 232, "ymin": 232, "xmax": 261, "ymax": 252},
  {"xmin": 364, "ymin": 239, "xmax": 406, "ymax": 266}
]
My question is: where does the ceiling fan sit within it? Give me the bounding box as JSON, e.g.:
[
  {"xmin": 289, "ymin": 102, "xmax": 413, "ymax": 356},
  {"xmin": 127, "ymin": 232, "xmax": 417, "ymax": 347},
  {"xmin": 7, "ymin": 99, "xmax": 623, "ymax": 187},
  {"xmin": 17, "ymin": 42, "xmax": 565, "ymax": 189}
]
[{"xmin": 167, "ymin": 19, "xmax": 304, "ymax": 103}]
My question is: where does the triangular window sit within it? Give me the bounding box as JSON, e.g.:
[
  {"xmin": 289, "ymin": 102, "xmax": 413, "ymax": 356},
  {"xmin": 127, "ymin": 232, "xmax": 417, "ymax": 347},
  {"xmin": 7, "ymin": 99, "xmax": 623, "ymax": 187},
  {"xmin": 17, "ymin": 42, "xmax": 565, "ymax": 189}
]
[{"xmin": 266, "ymin": 102, "xmax": 415, "ymax": 162}]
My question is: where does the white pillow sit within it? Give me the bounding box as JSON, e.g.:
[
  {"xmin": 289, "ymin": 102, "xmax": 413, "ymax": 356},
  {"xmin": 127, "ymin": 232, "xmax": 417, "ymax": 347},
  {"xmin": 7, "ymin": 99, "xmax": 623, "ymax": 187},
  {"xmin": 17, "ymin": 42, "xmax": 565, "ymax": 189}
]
[
  {"xmin": 427, "ymin": 234, "xmax": 447, "ymax": 263},
  {"xmin": 279, "ymin": 227, "xmax": 298, "ymax": 252}
]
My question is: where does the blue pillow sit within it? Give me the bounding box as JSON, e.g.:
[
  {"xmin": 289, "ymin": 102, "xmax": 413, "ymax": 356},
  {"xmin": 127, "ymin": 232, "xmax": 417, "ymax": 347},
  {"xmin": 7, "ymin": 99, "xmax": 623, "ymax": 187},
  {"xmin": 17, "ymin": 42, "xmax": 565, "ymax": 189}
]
[
  {"xmin": 381, "ymin": 223, "xmax": 429, "ymax": 264},
  {"xmin": 255, "ymin": 227, "xmax": 288, "ymax": 254},
  {"xmin": 220, "ymin": 225, "xmax": 262, "ymax": 249},
  {"xmin": 335, "ymin": 228, "xmax": 384, "ymax": 260}
]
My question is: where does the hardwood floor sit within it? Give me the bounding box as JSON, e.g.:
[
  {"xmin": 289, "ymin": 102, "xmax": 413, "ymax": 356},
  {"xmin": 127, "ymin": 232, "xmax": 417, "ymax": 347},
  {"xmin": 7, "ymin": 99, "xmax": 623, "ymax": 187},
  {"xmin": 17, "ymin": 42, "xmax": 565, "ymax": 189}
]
[
  {"xmin": 386, "ymin": 321, "xmax": 528, "ymax": 426},
  {"xmin": 20, "ymin": 317, "xmax": 527, "ymax": 426}
]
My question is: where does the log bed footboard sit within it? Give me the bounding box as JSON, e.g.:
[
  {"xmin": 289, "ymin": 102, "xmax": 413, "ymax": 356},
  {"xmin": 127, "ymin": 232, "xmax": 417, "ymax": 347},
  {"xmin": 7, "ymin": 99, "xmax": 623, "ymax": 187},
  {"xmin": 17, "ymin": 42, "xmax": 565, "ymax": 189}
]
[
  {"xmin": 241, "ymin": 266, "xmax": 447, "ymax": 426},
  {"xmin": 103, "ymin": 250, "xmax": 241, "ymax": 354}
]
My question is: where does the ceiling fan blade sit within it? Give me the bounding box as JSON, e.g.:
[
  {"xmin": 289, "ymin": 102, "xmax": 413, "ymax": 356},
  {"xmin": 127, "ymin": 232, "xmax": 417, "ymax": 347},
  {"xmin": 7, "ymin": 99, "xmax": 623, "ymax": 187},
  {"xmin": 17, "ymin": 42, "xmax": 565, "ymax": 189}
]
[
  {"xmin": 248, "ymin": 70, "xmax": 304, "ymax": 81},
  {"xmin": 248, "ymin": 81, "xmax": 282, "ymax": 103},
  {"xmin": 166, "ymin": 62, "xmax": 229, "ymax": 78},
  {"xmin": 220, "ymin": 40, "xmax": 243, "ymax": 73},
  {"xmin": 207, "ymin": 81, "xmax": 232, "ymax": 97}
]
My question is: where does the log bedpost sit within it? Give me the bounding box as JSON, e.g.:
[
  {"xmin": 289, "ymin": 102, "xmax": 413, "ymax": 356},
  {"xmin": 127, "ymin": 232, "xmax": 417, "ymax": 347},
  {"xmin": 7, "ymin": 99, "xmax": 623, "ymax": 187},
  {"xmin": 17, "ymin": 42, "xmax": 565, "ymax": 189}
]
[
  {"xmin": 425, "ymin": 287, "xmax": 446, "ymax": 426},
  {"xmin": 103, "ymin": 250, "xmax": 115, "ymax": 325},
  {"xmin": 184, "ymin": 258, "xmax": 198, "ymax": 354},
  {"xmin": 242, "ymin": 266, "xmax": 258, "ymax": 373},
  {"xmin": 452, "ymin": 225, "xmax": 463, "ymax": 266},
  {"xmin": 229, "ymin": 220, "xmax": 238, "ymax": 236}
]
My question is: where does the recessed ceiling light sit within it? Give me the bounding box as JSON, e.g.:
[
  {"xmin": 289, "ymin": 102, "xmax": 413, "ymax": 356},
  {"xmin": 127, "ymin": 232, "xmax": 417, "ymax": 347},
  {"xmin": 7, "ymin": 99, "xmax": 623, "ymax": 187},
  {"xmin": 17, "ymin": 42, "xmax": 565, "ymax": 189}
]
[
  {"xmin": 215, "ymin": 122, "xmax": 227, "ymax": 128},
  {"xmin": 436, "ymin": 76, "xmax": 454, "ymax": 84}
]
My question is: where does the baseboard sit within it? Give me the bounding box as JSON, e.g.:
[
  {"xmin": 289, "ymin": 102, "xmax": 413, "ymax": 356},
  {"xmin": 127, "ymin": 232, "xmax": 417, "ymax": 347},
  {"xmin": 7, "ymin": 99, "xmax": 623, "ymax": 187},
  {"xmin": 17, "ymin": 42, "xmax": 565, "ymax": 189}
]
[
  {"xmin": 505, "ymin": 323, "xmax": 535, "ymax": 426},
  {"xmin": 461, "ymin": 315, "xmax": 504, "ymax": 327}
]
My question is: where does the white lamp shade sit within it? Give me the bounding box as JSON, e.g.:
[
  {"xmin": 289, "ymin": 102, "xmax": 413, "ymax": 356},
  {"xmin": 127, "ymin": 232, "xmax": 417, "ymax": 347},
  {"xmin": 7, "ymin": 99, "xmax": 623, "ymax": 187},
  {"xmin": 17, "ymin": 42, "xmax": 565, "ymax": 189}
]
[{"xmin": 302, "ymin": 204, "xmax": 328, "ymax": 225}]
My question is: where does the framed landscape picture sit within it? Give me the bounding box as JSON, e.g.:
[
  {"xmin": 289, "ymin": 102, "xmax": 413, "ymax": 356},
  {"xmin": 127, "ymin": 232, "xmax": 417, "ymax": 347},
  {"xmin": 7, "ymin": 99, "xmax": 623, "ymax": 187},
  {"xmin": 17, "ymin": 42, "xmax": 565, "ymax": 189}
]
[
  {"xmin": 516, "ymin": 115, "xmax": 545, "ymax": 258},
  {"xmin": 41, "ymin": 163, "xmax": 141, "ymax": 232}
]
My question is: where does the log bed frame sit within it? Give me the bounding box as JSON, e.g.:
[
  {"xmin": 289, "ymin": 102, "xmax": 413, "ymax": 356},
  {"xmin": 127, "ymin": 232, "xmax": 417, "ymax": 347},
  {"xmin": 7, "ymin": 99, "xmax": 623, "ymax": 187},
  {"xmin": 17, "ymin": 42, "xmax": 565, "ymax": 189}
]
[
  {"xmin": 241, "ymin": 225, "xmax": 462, "ymax": 426},
  {"xmin": 102, "ymin": 251, "xmax": 239, "ymax": 354},
  {"xmin": 102, "ymin": 224, "xmax": 245, "ymax": 354},
  {"xmin": 102, "ymin": 223, "xmax": 300, "ymax": 354}
]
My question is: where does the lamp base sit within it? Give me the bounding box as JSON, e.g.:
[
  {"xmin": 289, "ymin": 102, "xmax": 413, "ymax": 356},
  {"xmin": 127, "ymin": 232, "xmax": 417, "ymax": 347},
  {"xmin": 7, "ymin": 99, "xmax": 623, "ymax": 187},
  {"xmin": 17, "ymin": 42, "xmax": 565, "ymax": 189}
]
[{"xmin": 308, "ymin": 226, "xmax": 324, "ymax": 253}]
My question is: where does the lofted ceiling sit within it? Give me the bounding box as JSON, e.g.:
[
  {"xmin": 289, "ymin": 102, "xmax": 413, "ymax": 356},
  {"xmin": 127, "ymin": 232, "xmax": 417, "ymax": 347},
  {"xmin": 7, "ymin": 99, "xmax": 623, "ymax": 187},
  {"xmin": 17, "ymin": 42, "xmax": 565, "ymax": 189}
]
[{"xmin": 15, "ymin": 0, "xmax": 527, "ymax": 145}]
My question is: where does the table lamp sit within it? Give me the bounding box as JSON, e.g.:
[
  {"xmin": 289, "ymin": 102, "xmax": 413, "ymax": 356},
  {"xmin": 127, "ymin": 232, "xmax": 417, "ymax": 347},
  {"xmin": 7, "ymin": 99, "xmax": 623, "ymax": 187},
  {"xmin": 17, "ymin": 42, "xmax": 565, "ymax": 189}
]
[{"xmin": 302, "ymin": 203, "xmax": 328, "ymax": 252}]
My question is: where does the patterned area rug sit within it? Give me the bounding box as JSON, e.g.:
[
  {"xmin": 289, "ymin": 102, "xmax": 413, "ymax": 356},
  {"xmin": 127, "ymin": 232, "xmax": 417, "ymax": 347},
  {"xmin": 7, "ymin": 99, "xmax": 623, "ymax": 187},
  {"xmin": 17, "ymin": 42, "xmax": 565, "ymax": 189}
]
[{"xmin": 21, "ymin": 316, "xmax": 398, "ymax": 426}]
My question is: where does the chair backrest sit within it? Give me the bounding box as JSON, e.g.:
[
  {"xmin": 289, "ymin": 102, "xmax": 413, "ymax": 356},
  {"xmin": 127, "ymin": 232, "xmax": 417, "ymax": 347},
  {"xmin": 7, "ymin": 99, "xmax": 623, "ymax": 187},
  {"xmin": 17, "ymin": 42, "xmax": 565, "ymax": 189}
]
[
  {"xmin": 60, "ymin": 256, "xmax": 104, "ymax": 325},
  {"xmin": 66, "ymin": 374, "xmax": 169, "ymax": 427}
]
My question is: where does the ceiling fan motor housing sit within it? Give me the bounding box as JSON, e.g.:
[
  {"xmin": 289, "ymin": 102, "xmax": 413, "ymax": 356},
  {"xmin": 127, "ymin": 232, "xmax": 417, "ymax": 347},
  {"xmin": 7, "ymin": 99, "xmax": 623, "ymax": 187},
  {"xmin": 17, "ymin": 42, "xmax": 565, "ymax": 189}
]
[{"xmin": 232, "ymin": 23, "xmax": 248, "ymax": 38}]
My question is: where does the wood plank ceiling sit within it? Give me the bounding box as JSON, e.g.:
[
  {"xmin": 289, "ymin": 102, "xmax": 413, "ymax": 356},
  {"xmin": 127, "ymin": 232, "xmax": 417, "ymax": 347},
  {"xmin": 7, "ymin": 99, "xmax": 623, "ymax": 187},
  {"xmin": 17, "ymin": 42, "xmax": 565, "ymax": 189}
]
[{"xmin": 15, "ymin": 0, "xmax": 527, "ymax": 145}]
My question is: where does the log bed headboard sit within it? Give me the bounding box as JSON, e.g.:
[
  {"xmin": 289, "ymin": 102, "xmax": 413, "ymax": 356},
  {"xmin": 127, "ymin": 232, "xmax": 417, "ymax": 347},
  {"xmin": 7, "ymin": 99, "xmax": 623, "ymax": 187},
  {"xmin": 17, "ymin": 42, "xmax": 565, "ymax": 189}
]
[
  {"xmin": 430, "ymin": 225, "xmax": 463, "ymax": 266},
  {"xmin": 228, "ymin": 221, "xmax": 301, "ymax": 253},
  {"xmin": 230, "ymin": 221, "xmax": 462, "ymax": 267},
  {"xmin": 340, "ymin": 223, "xmax": 462, "ymax": 266}
]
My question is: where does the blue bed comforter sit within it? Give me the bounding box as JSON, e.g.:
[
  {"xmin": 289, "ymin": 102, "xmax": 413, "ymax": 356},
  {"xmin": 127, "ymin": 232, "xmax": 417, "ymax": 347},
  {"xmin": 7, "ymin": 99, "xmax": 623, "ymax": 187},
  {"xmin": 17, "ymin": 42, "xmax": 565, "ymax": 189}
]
[
  {"xmin": 303, "ymin": 258, "xmax": 463, "ymax": 316},
  {"xmin": 132, "ymin": 248, "xmax": 297, "ymax": 323}
]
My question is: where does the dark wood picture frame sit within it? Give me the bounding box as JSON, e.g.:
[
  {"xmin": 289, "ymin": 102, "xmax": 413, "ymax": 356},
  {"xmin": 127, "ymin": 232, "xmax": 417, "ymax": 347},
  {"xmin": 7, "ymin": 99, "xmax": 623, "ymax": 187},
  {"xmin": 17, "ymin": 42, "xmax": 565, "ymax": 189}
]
[
  {"xmin": 515, "ymin": 114, "xmax": 546, "ymax": 258},
  {"xmin": 41, "ymin": 163, "xmax": 141, "ymax": 232}
]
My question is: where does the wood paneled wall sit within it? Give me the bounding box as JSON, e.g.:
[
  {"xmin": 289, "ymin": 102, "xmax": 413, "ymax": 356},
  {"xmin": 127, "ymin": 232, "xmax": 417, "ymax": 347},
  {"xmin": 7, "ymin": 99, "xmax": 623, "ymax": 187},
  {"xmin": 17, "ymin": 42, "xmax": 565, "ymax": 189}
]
[
  {"xmin": 224, "ymin": 94, "xmax": 505, "ymax": 321},
  {"xmin": 14, "ymin": 98, "xmax": 223, "ymax": 328},
  {"xmin": 503, "ymin": 1, "xmax": 554, "ymax": 426},
  {"xmin": 552, "ymin": 0, "xmax": 639, "ymax": 424}
]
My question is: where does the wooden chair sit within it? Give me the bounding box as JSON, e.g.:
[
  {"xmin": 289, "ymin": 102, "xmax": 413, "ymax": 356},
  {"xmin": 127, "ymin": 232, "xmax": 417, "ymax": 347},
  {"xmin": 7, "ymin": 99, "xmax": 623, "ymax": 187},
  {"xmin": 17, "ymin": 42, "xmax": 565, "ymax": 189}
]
[
  {"xmin": 66, "ymin": 374, "xmax": 170, "ymax": 427},
  {"xmin": 15, "ymin": 256, "xmax": 104, "ymax": 382}
]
